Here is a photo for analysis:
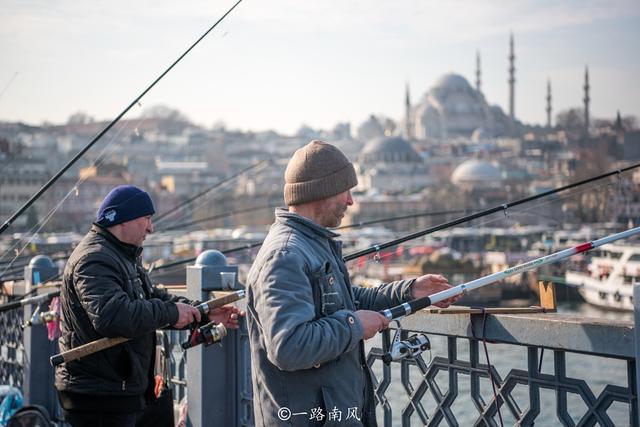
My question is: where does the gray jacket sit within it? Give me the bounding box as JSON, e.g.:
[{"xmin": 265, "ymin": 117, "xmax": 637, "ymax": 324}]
[{"xmin": 247, "ymin": 209, "xmax": 414, "ymax": 426}]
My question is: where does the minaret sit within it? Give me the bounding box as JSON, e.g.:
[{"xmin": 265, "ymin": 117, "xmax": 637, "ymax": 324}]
[
  {"xmin": 508, "ymin": 33, "xmax": 516, "ymax": 120},
  {"xmin": 546, "ymin": 79, "xmax": 552, "ymax": 128},
  {"xmin": 404, "ymin": 82, "xmax": 412, "ymax": 140},
  {"xmin": 475, "ymin": 51, "xmax": 482, "ymax": 94},
  {"xmin": 614, "ymin": 110, "xmax": 623, "ymax": 131},
  {"xmin": 583, "ymin": 66, "xmax": 590, "ymax": 132}
]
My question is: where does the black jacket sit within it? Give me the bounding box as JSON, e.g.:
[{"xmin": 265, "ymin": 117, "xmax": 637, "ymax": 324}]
[{"xmin": 55, "ymin": 225, "xmax": 186, "ymax": 400}]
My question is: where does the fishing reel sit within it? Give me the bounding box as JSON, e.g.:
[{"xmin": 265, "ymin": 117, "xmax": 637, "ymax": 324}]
[
  {"xmin": 382, "ymin": 321, "xmax": 431, "ymax": 365},
  {"xmin": 181, "ymin": 321, "xmax": 227, "ymax": 350},
  {"xmin": 23, "ymin": 305, "xmax": 59, "ymax": 327}
]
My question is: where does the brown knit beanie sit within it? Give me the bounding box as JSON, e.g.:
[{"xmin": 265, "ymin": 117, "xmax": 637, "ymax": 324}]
[{"xmin": 284, "ymin": 140, "xmax": 358, "ymax": 205}]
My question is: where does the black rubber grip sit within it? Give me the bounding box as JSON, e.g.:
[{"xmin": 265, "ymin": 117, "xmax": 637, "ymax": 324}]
[
  {"xmin": 50, "ymin": 354, "xmax": 65, "ymax": 366},
  {"xmin": 381, "ymin": 296, "xmax": 432, "ymax": 320}
]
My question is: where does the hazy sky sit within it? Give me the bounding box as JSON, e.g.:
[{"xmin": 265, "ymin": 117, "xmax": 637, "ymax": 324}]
[{"xmin": 1, "ymin": 0, "xmax": 639, "ymax": 134}]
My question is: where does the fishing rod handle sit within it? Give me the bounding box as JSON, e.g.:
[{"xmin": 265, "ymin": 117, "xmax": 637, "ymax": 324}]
[
  {"xmin": 196, "ymin": 289, "xmax": 245, "ymax": 316},
  {"xmin": 380, "ymin": 296, "xmax": 432, "ymax": 320},
  {"xmin": 50, "ymin": 291, "xmax": 246, "ymax": 366},
  {"xmin": 50, "ymin": 336, "xmax": 129, "ymax": 366}
]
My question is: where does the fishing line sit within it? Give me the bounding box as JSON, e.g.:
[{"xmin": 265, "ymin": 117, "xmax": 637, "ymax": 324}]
[
  {"xmin": 343, "ymin": 164, "xmax": 639, "ymax": 262},
  {"xmin": 151, "ymin": 176, "xmax": 618, "ymax": 279},
  {"xmin": 152, "ymin": 158, "xmax": 272, "ymax": 230},
  {"xmin": 0, "ymin": 0, "xmax": 244, "ymax": 235},
  {"xmin": 347, "ymin": 178, "xmax": 616, "ymax": 270},
  {"xmin": 158, "ymin": 202, "xmax": 279, "ymax": 232},
  {"xmin": 0, "ymin": 114, "xmax": 144, "ymax": 274},
  {"xmin": 0, "ymin": 72, "xmax": 18, "ymax": 103}
]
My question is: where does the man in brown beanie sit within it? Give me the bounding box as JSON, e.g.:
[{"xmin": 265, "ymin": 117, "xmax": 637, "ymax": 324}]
[{"xmin": 246, "ymin": 141, "xmax": 457, "ymax": 427}]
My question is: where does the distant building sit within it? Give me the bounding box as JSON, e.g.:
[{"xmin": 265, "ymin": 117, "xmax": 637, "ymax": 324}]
[
  {"xmin": 356, "ymin": 136, "xmax": 433, "ymax": 194},
  {"xmin": 0, "ymin": 155, "xmax": 49, "ymax": 230},
  {"xmin": 409, "ymin": 73, "xmax": 515, "ymax": 140}
]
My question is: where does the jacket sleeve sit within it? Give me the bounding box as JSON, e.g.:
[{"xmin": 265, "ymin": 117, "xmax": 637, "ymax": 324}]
[
  {"xmin": 73, "ymin": 254, "xmax": 179, "ymax": 338},
  {"xmin": 352, "ymin": 279, "xmax": 415, "ymax": 311},
  {"xmin": 251, "ymin": 250, "xmax": 364, "ymax": 372},
  {"xmin": 150, "ymin": 284, "xmax": 191, "ymax": 305}
]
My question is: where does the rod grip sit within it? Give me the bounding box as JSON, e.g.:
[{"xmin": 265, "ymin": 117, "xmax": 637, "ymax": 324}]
[
  {"xmin": 380, "ymin": 296, "xmax": 432, "ymax": 320},
  {"xmin": 50, "ymin": 336, "xmax": 130, "ymax": 366}
]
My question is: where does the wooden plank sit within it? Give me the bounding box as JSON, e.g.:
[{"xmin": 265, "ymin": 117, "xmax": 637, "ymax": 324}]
[{"xmin": 538, "ymin": 280, "xmax": 557, "ymax": 310}]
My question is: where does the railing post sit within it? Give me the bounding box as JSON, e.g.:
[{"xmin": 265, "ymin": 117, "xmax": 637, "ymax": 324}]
[
  {"xmin": 22, "ymin": 255, "xmax": 59, "ymax": 417},
  {"xmin": 186, "ymin": 250, "xmax": 250, "ymax": 427},
  {"xmin": 634, "ymin": 283, "xmax": 640, "ymax": 425}
]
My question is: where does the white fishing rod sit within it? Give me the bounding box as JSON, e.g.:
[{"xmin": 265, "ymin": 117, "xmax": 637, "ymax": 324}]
[{"xmin": 381, "ymin": 226, "xmax": 640, "ymax": 320}]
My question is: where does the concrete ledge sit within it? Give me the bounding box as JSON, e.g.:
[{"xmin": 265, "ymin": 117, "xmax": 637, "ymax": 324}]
[{"xmin": 400, "ymin": 310, "xmax": 635, "ymax": 359}]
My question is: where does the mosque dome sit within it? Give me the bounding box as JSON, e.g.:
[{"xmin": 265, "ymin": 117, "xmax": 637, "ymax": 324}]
[
  {"xmin": 451, "ymin": 159, "xmax": 502, "ymax": 187},
  {"xmin": 432, "ymin": 73, "xmax": 475, "ymax": 94},
  {"xmin": 360, "ymin": 136, "xmax": 421, "ymax": 164},
  {"xmin": 413, "ymin": 73, "xmax": 491, "ymax": 140}
]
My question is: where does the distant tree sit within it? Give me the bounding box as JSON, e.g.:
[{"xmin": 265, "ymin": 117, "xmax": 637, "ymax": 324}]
[
  {"xmin": 622, "ymin": 115, "xmax": 638, "ymax": 130},
  {"xmin": 67, "ymin": 111, "xmax": 95, "ymax": 125},
  {"xmin": 555, "ymin": 108, "xmax": 584, "ymax": 132},
  {"xmin": 141, "ymin": 105, "xmax": 191, "ymax": 123}
]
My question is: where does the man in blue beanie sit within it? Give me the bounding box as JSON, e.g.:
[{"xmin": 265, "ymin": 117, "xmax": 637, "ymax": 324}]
[{"xmin": 55, "ymin": 185, "xmax": 243, "ymax": 426}]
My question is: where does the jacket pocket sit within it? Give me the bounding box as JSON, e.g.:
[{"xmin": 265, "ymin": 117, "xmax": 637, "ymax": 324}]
[{"xmin": 313, "ymin": 262, "xmax": 345, "ymax": 316}]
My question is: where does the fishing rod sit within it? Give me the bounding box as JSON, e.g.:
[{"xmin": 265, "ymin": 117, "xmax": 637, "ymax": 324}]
[
  {"xmin": 154, "ymin": 158, "xmax": 271, "ymax": 224},
  {"xmin": 379, "ymin": 225, "xmax": 640, "ymax": 321},
  {"xmin": 0, "ymin": 255, "xmax": 68, "ymax": 281},
  {"xmin": 152, "ymin": 163, "xmax": 636, "ymax": 271},
  {"xmin": 335, "ymin": 209, "xmax": 467, "ymax": 231},
  {"xmin": 158, "ymin": 202, "xmax": 279, "ymax": 232},
  {"xmin": 0, "ymin": 0, "xmax": 244, "ymax": 236},
  {"xmin": 344, "ymin": 162, "xmax": 640, "ymax": 261},
  {"xmin": 50, "ymin": 289, "xmax": 245, "ymax": 366},
  {"xmin": 0, "ymin": 289, "xmax": 61, "ymax": 313},
  {"xmin": 154, "ymin": 209, "xmax": 472, "ymax": 268}
]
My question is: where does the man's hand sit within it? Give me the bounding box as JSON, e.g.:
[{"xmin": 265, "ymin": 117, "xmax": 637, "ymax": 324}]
[
  {"xmin": 208, "ymin": 305, "xmax": 245, "ymax": 329},
  {"xmin": 355, "ymin": 310, "xmax": 390, "ymax": 340},
  {"xmin": 411, "ymin": 274, "xmax": 460, "ymax": 308},
  {"xmin": 173, "ymin": 302, "xmax": 202, "ymax": 328}
]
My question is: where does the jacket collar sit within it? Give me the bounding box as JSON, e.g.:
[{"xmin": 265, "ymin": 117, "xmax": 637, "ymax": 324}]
[
  {"xmin": 275, "ymin": 208, "xmax": 340, "ymax": 241},
  {"xmin": 91, "ymin": 224, "xmax": 143, "ymax": 260}
]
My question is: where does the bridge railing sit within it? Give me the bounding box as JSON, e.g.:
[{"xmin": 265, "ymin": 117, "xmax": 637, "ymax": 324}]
[
  {"xmin": 366, "ymin": 310, "xmax": 637, "ymax": 426},
  {"xmin": 1, "ymin": 254, "xmax": 639, "ymax": 426}
]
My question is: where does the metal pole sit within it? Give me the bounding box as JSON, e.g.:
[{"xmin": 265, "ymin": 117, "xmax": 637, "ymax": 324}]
[{"xmin": 634, "ymin": 283, "xmax": 640, "ymax": 425}]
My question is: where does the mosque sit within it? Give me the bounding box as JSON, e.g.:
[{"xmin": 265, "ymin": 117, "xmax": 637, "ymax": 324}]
[{"xmin": 404, "ymin": 35, "xmax": 520, "ymax": 141}]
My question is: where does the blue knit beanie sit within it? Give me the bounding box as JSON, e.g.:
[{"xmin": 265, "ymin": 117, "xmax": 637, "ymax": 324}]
[{"xmin": 95, "ymin": 185, "xmax": 155, "ymax": 227}]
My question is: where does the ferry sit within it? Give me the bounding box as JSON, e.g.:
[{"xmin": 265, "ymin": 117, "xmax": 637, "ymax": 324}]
[{"xmin": 565, "ymin": 244, "xmax": 639, "ymax": 312}]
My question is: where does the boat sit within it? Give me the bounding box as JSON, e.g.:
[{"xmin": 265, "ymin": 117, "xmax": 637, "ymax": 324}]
[{"xmin": 565, "ymin": 244, "xmax": 639, "ymax": 312}]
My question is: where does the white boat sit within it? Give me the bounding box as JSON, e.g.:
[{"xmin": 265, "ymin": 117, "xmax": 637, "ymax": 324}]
[{"xmin": 565, "ymin": 244, "xmax": 639, "ymax": 312}]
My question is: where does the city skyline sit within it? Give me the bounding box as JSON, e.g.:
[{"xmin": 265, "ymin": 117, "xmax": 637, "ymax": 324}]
[{"xmin": 1, "ymin": 0, "xmax": 639, "ymax": 134}]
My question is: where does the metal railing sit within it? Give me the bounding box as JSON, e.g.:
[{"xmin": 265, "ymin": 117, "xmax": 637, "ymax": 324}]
[
  {"xmin": 2, "ymin": 254, "xmax": 639, "ymax": 427},
  {"xmin": 0, "ymin": 307, "xmax": 23, "ymax": 389},
  {"xmin": 366, "ymin": 311, "xmax": 637, "ymax": 426}
]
